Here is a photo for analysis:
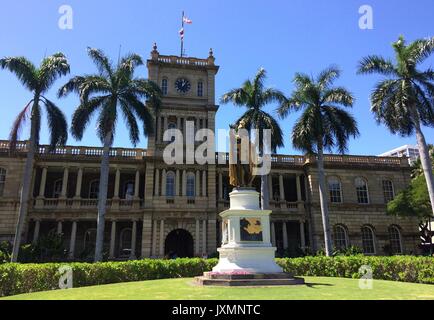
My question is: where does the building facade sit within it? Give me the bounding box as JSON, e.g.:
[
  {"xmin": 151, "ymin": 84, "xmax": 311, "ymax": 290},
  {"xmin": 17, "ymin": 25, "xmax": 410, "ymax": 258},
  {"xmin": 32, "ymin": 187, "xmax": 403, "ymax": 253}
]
[
  {"xmin": 379, "ymin": 145, "xmax": 420, "ymax": 164},
  {"xmin": 0, "ymin": 46, "xmax": 421, "ymax": 260}
]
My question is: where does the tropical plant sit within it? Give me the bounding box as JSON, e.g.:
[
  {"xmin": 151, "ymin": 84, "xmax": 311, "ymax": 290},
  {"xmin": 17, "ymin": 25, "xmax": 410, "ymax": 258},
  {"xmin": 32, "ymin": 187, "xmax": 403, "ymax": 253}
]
[
  {"xmin": 387, "ymin": 174, "xmax": 433, "ymax": 254},
  {"xmin": 0, "ymin": 53, "xmax": 70, "ymax": 262},
  {"xmin": 277, "ymin": 66, "xmax": 359, "ymax": 256},
  {"xmin": 220, "ymin": 68, "xmax": 286, "ymax": 209},
  {"xmin": 58, "ymin": 48, "xmax": 161, "ymax": 262},
  {"xmin": 358, "ymin": 35, "xmax": 434, "ymax": 217}
]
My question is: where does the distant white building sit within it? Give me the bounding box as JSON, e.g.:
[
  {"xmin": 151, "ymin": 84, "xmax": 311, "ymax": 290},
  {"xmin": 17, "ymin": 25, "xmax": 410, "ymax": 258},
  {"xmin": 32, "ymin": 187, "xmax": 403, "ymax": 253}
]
[{"xmin": 379, "ymin": 145, "xmax": 420, "ymax": 164}]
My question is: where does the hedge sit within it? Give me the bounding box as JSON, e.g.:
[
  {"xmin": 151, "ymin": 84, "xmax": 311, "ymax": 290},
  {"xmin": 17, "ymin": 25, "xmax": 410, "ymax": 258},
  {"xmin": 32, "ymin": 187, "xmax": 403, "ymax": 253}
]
[{"xmin": 0, "ymin": 256, "xmax": 433, "ymax": 297}]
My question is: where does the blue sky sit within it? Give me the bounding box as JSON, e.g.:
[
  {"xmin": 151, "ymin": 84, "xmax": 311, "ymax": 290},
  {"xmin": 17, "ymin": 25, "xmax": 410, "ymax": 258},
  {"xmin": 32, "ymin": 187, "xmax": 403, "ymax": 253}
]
[{"xmin": 0, "ymin": 0, "xmax": 433, "ymax": 155}]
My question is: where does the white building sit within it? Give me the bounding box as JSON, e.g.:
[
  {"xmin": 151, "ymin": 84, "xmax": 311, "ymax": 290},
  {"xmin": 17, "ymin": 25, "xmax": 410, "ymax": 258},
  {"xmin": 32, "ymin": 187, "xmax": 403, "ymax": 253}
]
[{"xmin": 379, "ymin": 145, "xmax": 420, "ymax": 164}]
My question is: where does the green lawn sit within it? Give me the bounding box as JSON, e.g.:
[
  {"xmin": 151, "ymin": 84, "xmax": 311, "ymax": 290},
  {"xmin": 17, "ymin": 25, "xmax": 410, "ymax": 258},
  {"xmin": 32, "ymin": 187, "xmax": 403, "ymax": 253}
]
[{"xmin": 2, "ymin": 277, "xmax": 433, "ymax": 300}]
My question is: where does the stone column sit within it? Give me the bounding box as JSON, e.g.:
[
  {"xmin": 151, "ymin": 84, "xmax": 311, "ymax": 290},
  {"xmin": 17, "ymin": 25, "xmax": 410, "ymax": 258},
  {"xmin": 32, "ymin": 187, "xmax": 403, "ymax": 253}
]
[
  {"xmin": 57, "ymin": 220, "xmax": 63, "ymax": 235},
  {"xmin": 152, "ymin": 220, "xmax": 158, "ymax": 256},
  {"xmin": 176, "ymin": 117, "xmax": 181, "ymax": 131},
  {"xmin": 175, "ymin": 170, "xmax": 180, "ymax": 196},
  {"xmin": 130, "ymin": 220, "xmax": 137, "ymax": 259},
  {"xmin": 114, "ymin": 168, "xmax": 121, "ymax": 198},
  {"xmin": 159, "ymin": 220, "xmax": 165, "ymax": 257},
  {"xmin": 156, "ymin": 116, "xmax": 161, "ymax": 142},
  {"xmin": 68, "ymin": 221, "xmax": 77, "ymax": 259},
  {"xmin": 268, "ymin": 175, "xmax": 273, "ymax": 200},
  {"xmin": 134, "ymin": 170, "xmax": 140, "ymax": 198},
  {"xmin": 32, "ymin": 220, "xmax": 40, "ymax": 244},
  {"xmin": 61, "ymin": 167, "xmax": 69, "ymax": 198},
  {"xmin": 154, "ymin": 169, "xmax": 160, "ymax": 196},
  {"xmin": 182, "ymin": 170, "xmax": 187, "ymax": 196},
  {"xmin": 296, "ymin": 175, "xmax": 302, "ymax": 202},
  {"xmin": 202, "ymin": 219, "xmax": 207, "ymax": 255},
  {"xmin": 75, "ymin": 167, "xmax": 83, "ymax": 198},
  {"xmin": 218, "ymin": 172, "xmax": 223, "ymax": 200},
  {"xmin": 163, "ymin": 116, "xmax": 168, "ymax": 135},
  {"xmin": 202, "ymin": 171, "xmax": 207, "ymax": 197},
  {"xmin": 300, "ymin": 220, "xmax": 306, "ymax": 250},
  {"xmin": 282, "ymin": 221, "xmax": 288, "ymax": 249},
  {"xmin": 271, "ymin": 221, "xmax": 276, "ymax": 247},
  {"xmin": 279, "ymin": 175, "xmax": 285, "ymax": 202},
  {"xmin": 195, "ymin": 170, "xmax": 200, "ymax": 197},
  {"xmin": 109, "ymin": 220, "xmax": 117, "ymax": 259},
  {"xmin": 39, "ymin": 167, "xmax": 48, "ymax": 197},
  {"xmin": 161, "ymin": 169, "xmax": 167, "ymax": 196},
  {"xmin": 195, "ymin": 219, "xmax": 200, "ymax": 255}
]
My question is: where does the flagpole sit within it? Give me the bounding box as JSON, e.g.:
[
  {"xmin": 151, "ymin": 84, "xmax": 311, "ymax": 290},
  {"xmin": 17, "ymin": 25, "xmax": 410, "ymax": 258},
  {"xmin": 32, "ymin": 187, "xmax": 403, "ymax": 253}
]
[{"xmin": 180, "ymin": 11, "xmax": 184, "ymax": 57}]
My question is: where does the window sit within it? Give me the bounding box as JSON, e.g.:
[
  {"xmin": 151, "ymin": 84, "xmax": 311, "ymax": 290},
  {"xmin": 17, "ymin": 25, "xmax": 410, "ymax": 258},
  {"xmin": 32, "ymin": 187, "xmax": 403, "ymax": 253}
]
[
  {"xmin": 361, "ymin": 226, "xmax": 376, "ymax": 254},
  {"xmin": 53, "ymin": 179, "xmax": 63, "ymax": 198},
  {"xmin": 355, "ymin": 177, "xmax": 369, "ymax": 204},
  {"xmin": 333, "ymin": 225, "xmax": 348, "ymax": 250},
  {"xmin": 89, "ymin": 180, "xmax": 100, "ymax": 199},
  {"xmin": 0, "ymin": 168, "xmax": 6, "ymax": 197},
  {"xmin": 186, "ymin": 173, "xmax": 195, "ymax": 197},
  {"xmin": 166, "ymin": 171, "xmax": 175, "ymax": 197},
  {"xmin": 197, "ymin": 81, "xmax": 203, "ymax": 97},
  {"xmin": 382, "ymin": 180, "xmax": 395, "ymax": 203},
  {"xmin": 84, "ymin": 228, "xmax": 97, "ymax": 250},
  {"xmin": 328, "ymin": 177, "xmax": 342, "ymax": 203},
  {"xmin": 389, "ymin": 226, "xmax": 402, "ymax": 254},
  {"xmin": 161, "ymin": 78, "xmax": 168, "ymax": 95},
  {"xmin": 123, "ymin": 181, "xmax": 134, "ymax": 200},
  {"xmin": 168, "ymin": 122, "xmax": 177, "ymax": 142}
]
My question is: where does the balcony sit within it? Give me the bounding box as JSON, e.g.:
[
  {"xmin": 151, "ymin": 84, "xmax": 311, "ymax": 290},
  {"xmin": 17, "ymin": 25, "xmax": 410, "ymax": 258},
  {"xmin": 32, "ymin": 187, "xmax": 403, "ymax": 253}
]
[
  {"xmin": 0, "ymin": 140, "xmax": 147, "ymax": 160},
  {"xmin": 32, "ymin": 197, "xmax": 141, "ymax": 211}
]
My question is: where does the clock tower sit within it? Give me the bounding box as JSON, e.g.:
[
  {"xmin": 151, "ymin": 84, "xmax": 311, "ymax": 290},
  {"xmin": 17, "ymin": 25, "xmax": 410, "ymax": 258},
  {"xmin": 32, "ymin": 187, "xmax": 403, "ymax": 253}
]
[{"xmin": 141, "ymin": 44, "xmax": 220, "ymax": 257}]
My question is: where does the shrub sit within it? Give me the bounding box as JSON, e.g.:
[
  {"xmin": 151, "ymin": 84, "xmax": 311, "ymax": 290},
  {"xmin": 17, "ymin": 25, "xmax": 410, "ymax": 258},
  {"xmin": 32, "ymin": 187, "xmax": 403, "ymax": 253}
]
[{"xmin": 0, "ymin": 256, "xmax": 432, "ymax": 297}]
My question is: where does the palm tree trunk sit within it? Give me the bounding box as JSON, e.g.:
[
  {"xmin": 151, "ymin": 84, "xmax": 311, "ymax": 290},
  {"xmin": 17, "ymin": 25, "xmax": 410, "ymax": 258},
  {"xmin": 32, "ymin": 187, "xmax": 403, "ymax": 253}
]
[
  {"xmin": 11, "ymin": 105, "xmax": 38, "ymax": 262},
  {"xmin": 94, "ymin": 132, "xmax": 112, "ymax": 262},
  {"xmin": 261, "ymin": 174, "xmax": 270, "ymax": 210},
  {"xmin": 413, "ymin": 118, "xmax": 434, "ymax": 217},
  {"xmin": 316, "ymin": 140, "xmax": 333, "ymax": 256}
]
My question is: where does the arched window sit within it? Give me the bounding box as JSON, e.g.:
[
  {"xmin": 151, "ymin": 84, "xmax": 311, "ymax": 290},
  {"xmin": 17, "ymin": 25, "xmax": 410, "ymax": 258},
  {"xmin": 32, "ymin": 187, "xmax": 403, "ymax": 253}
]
[
  {"xmin": 382, "ymin": 180, "xmax": 395, "ymax": 203},
  {"xmin": 84, "ymin": 228, "xmax": 97, "ymax": 251},
  {"xmin": 197, "ymin": 81, "xmax": 203, "ymax": 97},
  {"xmin": 119, "ymin": 228, "xmax": 132, "ymax": 256},
  {"xmin": 53, "ymin": 179, "xmax": 63, "ymax": 198},
  {"xmin": 123, "ymin": 181, "xmax": 134, "ymax": 200},
  {"xmin": 186, "ymin": 172, "xmax": 195, "ymax": 197},
  {"xmin": 355, "ymin": 177, "xmax": 369, "ymax": 204},
  {"xmin": 361, "ymin": 226, "xmax": 376, "ymax": 255},
  {"xmin": 389, "ymin": 225, "xmax": 402, "ymax": 254},
  {"xmin": 328, "ymin": 177, "xmax": 342, "ymax": 203},
  {"xmin": 166, "ymin": 171, "xmax": 175, "ymax": 197},
  {"xmin": 333, "ymin": 225, "xmax": 348, "ymax": 250},
  {"xmin": 161, "ymin": 78, "xmax": 168, "ymax": 95},
  {"xmin": 89, "ymin": 180, "xmax": 100, "ymax": 199},
  {"xmin": 0, "ymin": 168, "xmax": 6, "ymax": 197}
]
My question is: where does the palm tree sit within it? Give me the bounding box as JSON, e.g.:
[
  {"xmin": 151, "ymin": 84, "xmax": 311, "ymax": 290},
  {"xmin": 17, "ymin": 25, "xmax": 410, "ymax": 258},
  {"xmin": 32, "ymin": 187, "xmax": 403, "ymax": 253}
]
[
  {"xmin": 0, "ymin": 53, "xmax": 70, "ymax": 262},
  {"xmin": 358, "ymin": 36, "xmax": 434, "ymax": 217},
  {"xmin": 220, "ymin": 68, "xmax": 286, "ymax": 210},
  {"xmin": 277, "ymin": 66, "xmax": 359, "ymax": 256},
  {"xmin": 58, "ymin": 48, "xmax": 161, "ymax": 262}
]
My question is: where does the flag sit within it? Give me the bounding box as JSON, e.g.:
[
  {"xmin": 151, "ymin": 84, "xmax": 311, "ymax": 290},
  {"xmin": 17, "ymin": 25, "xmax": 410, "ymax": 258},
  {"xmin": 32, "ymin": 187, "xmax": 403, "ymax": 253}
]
[
  {"xmin": 179, "ymin": 28, "xmax": 184, "ymax": 40},
  {"xmin": 183, "ymin": 17, "xmax": 193, "ymax": 24}
]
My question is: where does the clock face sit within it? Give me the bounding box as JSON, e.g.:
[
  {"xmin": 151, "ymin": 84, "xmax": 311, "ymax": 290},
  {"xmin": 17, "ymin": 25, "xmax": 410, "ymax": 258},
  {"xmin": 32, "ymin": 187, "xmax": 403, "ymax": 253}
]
[{"xmin": 175, "ymin": 78, "xmax": 191, "ymax": 94}]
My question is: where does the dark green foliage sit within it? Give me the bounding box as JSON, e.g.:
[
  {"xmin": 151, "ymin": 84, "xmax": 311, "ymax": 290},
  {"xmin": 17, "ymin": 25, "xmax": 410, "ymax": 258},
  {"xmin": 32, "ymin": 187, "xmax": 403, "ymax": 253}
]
[{"xmin": 0, "ymin": 256, "xmax": 433, "ymax": 297}]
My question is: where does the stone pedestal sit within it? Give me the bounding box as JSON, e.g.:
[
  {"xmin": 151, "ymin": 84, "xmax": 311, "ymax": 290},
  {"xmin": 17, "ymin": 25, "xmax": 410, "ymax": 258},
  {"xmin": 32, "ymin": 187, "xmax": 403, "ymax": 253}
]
[{"xmin": 196, "ymin": 188, "xmax": 304, "ymax": 286}]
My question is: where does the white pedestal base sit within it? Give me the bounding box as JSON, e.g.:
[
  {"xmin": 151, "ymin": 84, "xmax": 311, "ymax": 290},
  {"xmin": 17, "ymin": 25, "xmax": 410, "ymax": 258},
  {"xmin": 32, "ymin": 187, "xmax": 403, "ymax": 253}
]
[{"xmin": 213, "ymin": 247, "xmax": 283, "ymax": 274}]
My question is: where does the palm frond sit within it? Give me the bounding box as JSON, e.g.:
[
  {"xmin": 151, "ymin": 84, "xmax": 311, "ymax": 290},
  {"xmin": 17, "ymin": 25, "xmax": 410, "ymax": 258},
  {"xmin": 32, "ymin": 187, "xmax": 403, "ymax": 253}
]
[
  {"xmin": 9, "ymin": 101, "xmax": 32, "ymax": 152},
  {"xmin": 0, "ymin": 56, "xmax": 37, "ymax": 91},
  {"xmin": 42, "ymin": 98, "xmax": 68, "ymax": 150},
  {"xmin": 317, "ymin": 65, "xmax": 340, "ymax": 89},
  {"xmin": 87, "ymin": 48, "xmax": 114, "ymax": 79},
  {"xmin": 38, "ymin": 53, "xmax": 70, "ymax": 92},
  {"xmin": 357, "ymin": 55, "xmax": 395, "ymax": 76},
  {"xmin": 71, "ymin": 96, "xmax": 109, "ymax": 140},
  {"xmin": 322, "ymin": 87, "xmax": 354, "ymax": 107}
]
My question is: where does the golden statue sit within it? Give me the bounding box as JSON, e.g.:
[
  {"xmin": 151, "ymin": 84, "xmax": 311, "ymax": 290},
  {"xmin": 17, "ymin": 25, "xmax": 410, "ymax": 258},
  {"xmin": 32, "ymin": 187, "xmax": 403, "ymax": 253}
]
[{"xmin": 229, "ymin": 121, "xmax": 256, "ymax": 188}]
